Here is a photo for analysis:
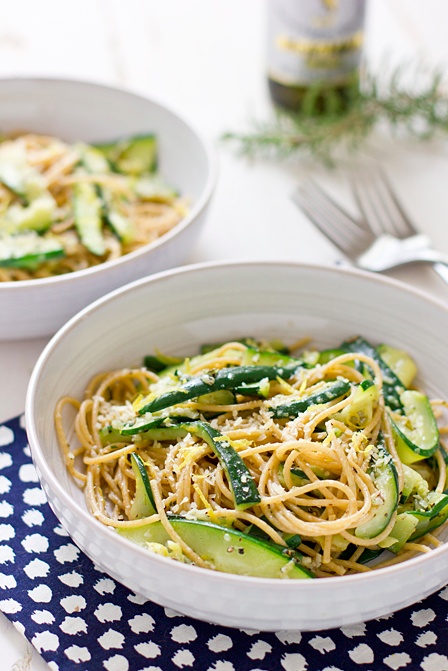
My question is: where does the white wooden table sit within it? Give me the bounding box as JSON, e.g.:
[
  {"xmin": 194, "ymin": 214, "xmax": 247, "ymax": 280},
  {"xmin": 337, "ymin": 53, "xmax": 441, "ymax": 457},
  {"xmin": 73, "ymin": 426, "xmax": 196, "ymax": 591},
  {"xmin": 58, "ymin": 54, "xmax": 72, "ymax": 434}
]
[{"xmin": 2, "ymin": 1, "xmax": 448, "ymax": 668}]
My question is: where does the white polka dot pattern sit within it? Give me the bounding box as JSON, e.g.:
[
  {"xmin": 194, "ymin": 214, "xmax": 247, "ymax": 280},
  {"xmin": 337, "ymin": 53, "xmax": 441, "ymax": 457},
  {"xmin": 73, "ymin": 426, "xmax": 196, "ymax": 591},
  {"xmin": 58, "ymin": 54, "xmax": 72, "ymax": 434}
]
[{"xmin": 1, "ymin": 415, "xmax": 448, "ymax": 671}]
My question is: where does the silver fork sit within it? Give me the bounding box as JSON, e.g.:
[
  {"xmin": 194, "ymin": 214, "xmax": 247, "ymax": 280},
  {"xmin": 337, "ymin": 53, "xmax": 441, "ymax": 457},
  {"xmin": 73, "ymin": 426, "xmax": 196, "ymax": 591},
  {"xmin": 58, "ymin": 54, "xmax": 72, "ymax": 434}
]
[
  {"xmin": 351, "ymin": 169, "xmax": 448, "ymax": 282},
  {"xmin": 293, "ymin": 177, "xmax": 448, "ymax": 280}
]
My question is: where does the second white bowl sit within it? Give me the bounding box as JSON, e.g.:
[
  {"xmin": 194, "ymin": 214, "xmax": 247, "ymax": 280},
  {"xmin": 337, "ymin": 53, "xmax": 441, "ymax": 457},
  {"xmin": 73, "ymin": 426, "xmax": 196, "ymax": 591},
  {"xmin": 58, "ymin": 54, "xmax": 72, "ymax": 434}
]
[{"xmin": 0, "ymin": 78, "xmax": 216, "ymax": 340}]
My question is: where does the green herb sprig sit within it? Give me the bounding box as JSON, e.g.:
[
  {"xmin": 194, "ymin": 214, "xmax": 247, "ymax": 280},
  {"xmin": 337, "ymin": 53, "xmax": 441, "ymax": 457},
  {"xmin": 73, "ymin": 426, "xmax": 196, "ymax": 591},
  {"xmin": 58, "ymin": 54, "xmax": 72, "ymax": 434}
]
[{"xmin": 223, "ymin": 66, "xmax": 448, "ymax": 163}]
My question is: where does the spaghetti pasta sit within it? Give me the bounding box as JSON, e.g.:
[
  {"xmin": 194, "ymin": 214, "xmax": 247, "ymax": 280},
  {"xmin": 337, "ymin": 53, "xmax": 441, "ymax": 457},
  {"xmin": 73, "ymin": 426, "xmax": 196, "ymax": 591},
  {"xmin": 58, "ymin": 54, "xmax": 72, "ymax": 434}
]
[{"xmin": 55, "ymin": 336, "xmax": 448, "ymax": 579}]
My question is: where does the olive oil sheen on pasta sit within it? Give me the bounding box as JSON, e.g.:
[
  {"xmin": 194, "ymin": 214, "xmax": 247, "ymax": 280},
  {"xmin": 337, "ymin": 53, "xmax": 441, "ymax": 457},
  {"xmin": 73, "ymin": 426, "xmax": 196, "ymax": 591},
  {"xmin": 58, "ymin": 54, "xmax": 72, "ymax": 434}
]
[{"xmin": 266, "ymin": 0, "xmax": 366, "ymax": 113}]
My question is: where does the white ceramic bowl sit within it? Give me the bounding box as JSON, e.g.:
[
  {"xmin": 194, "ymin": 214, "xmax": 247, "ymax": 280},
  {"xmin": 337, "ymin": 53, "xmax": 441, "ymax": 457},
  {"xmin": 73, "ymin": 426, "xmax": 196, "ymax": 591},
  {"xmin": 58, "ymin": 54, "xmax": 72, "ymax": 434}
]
[
  {"xmin": 0, "ymin": 78, "xmax": 216, "ymax": 340},
  {"xmin": 26, "ymin": 261, "xmax": 448, "ymax": 631}
]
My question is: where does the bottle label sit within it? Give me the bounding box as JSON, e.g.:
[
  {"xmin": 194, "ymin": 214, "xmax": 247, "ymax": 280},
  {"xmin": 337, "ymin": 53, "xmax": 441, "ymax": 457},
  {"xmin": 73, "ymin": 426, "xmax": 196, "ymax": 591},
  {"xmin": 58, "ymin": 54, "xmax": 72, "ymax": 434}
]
[{"xmin": 267, "ymin": 0, "xmax": 366, "ymax": 87}]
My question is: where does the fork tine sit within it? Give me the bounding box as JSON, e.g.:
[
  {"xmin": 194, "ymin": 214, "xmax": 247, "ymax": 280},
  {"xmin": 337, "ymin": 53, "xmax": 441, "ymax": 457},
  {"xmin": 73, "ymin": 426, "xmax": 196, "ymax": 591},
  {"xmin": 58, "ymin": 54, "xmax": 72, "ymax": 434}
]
[
  {"xmin": 376, "ymin": 168, "xmax": 419, "ymax": 237},
  {"xmin": 352, "ymin": 169, "xmax": 418, "ymax": 239},
  {"xmin": 293, "ymin": 189, "xmax": 352, "ymax": 254},
  {"xmin": 292, "ymin": 189, "xmax": 351, "ymax": 255},
  {"xmin": 305, "ymin": 179, "xmax": 367, "ymax": 237},
  {"xmin": 351, "ymin": 174, "xmax": 388, "ymax": 237},
  {"xmin": 293, "ymin": 181, "xmax": 372, "ymax": 257}
]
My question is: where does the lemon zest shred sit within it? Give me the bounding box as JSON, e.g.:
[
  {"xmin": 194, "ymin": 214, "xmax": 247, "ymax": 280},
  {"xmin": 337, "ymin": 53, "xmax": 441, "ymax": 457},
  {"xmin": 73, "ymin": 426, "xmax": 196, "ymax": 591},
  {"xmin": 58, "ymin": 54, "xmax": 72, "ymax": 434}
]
[
  {"xmin": 323, "ymin": 430, "xmax": 335, "ymax": 445},
  {"xmin": 146, "ymin": 542, "xmax": 168, "ymax": 556},
  {"xmin": 178, "ymin": 444, "xmax": 204, "ymax": 471},
  {"xmin": 143, "ymin": 458, "xmax": 158, "ymax": 479},
  {"xmin": 214, "ymin": 435, "xmax": 251, "ymax": 450},
  {"xmin": 193, "ymin": 483, "xmax": 219, "ymax": 523},
  {"xmin": 276, "ymin": 376, "xmax": 296, "ymax": 394},
  {"xmin": 352, "ymin": 432, "xmax": 371, "ymax": 453},
  {"xmin": 132, "ymin": 394, "xmax": 144, "ymax": 411}
]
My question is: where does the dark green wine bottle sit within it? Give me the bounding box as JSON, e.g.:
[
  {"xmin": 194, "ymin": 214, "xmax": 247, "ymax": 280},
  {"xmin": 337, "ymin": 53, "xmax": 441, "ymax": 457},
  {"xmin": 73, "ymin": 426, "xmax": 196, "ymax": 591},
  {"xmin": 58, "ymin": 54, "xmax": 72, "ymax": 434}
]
[{"xmin": 266, "ymin": 0, "xmax": 366, "ymax": 114}]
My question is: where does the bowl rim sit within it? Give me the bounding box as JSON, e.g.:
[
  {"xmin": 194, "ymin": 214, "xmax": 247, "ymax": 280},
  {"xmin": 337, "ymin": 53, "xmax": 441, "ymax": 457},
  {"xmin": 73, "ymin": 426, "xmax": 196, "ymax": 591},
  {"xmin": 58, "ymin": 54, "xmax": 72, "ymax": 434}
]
[
  {"xmin": 0, "ymin": 76, "xmax": 217, "ymax": 291},
  {"xmin": 25, "ymin": 259, "xmax": 448, "ymax": 589}
]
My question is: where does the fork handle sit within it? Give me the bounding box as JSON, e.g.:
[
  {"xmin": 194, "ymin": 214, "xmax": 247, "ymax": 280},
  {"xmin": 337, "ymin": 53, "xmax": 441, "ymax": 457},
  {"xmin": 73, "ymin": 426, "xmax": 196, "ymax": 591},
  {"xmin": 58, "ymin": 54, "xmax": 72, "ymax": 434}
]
[
  {"xmin": 358, "ymin": 236, "xmax": 448, "ymax": 275},
  {"xmin": 409, "ymin": 248, "xmax": 448, "ymax": 266},
  {"xmin": 402, "ymin": 250, "xmax": 448, "ymax": 287},
  {"xmin": 433, "ymin": 263, "xmax": 448, "ymax": 286}
]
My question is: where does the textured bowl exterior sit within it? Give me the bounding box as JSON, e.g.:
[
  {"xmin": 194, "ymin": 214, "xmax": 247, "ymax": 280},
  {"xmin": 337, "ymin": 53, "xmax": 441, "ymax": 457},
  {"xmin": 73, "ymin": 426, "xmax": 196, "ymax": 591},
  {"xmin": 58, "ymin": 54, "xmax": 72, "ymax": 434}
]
[
  {"xmin": 0, "ymin": 78, "xmax": 216, "ymax": 340},
  {"xmin": 26, "ymin": 261, "xmax": 448, "ymax": 631}
]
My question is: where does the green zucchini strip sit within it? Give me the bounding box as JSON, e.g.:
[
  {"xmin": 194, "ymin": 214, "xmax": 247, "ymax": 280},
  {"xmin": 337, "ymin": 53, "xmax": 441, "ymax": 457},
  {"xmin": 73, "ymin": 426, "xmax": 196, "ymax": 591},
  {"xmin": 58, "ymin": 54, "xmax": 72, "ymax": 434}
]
[
  {"xmin": 136, "ymin": 363, "xmax": 304, "ymax": 415},
  {"xmin": 391, "ymin": 390, "xmax": 439, "ymax": 464},
  {"xmin": 0, "ymin": 231, "xmax": 64, "ymax": 269},
  {"xmin": 376, "ymin": 344, "xmax": 417, "ymax": 388},
  {"xmin": 334, "ymin": 380, "xmax": 379, "ymax": 430},
  {"xmin": 99, "ymin": 416, "xmax": 168, "ymax": 444},
  {"xmin": 337, "ymin": 545, "xmax": 384, "ymax": 565},
  {"xmin": 79, "ymin": 144, "xmax": 135, "ymax": 244},
  {"xmin": 150, "ymin": 343, "xmax": 305, "ymax": 382},
  {"xmin": 119, "ymin": 416, "xmax": 166, "ymax": 436},
  {"xmin": 341, "ymin": 336, "xmax": 405, "ymax": 411},
  {"xmin": 144, "ymin": 353, "xmax": 184, "ymax": 373},
  {"xmin": 246, "ymin": 515, "xmax": 302, "ymax": 549},
  {"xmin": 96, "ymin": 134, "xmax": 157, "ymax": 175},
  {"xmin": 117, "ymin": 516, "xmax": 313, "ymax": 579},
  {"xmin": 270, "ymin": 379, "xmax": 351, "ymax": 419},
  {"xmin": 234, "ymin": 378, "xmax": 271, "ymax": 398},
  {"xmin": 0, "ymin": 140, "xmax": 44, "ymax": 201},
  {"xmin": 318, "ymin": 348, "xmax": 351, "ymax": 365},
  {"xmin": 408, "ymin": 492, "xmax": 448, "ymax": 541},
  {"xmin": 72, "ymin": 180, "xmax": 105, "ymax": 256},
  {"xmin": 355, "ymin": 439, "xmax": 399, "ymax": 539},
  {"xmin": 129, "ymin": 454, "xmax": 156, "ymax": 519},
  {"xmin": 382, "ymin": 491, "xmax": 448, "ymax": 552},
  {"xmin": 196, "ymin": 389, "xmax": 236, "ymax": 406},
  {"xmin": 241, "ymin": 346, "xmax": 304, "ymax": 368}
]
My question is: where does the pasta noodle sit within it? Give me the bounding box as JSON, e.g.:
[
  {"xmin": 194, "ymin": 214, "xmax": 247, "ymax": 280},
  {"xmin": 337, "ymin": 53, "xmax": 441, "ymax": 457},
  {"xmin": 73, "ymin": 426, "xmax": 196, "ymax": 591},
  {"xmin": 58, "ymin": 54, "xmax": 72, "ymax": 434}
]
[{"xmin": 55, "ymin": 336, "xmax": 448, "ymax": 579}]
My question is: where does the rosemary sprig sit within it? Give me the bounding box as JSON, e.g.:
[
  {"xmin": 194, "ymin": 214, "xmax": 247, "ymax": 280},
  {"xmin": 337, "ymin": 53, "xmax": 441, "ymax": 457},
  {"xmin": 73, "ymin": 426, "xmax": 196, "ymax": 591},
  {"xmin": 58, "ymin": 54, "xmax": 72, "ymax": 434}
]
[{"xmin": 223, "ymin": 66, "xmax": 448, "ymax": 162}]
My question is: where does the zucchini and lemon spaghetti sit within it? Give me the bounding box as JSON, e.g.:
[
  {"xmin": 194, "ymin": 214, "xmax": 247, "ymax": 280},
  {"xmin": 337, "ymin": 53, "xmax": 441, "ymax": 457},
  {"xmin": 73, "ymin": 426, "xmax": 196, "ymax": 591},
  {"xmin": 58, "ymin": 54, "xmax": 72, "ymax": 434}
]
[
  {"xmin": 0, "ymin": 133, "xmax": 186, "ymax": 280},
  {"xmin": 55, "ymin": 336, "xmax": 448, "ymax": 579}
]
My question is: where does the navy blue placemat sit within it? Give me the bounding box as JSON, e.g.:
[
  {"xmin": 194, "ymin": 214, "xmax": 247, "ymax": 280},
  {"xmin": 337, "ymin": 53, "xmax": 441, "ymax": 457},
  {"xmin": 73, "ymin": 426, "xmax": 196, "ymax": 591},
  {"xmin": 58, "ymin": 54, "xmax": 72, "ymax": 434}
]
[{"xmin": 1, "ymin": 414, "xmax": 448, "ymax": 671}]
